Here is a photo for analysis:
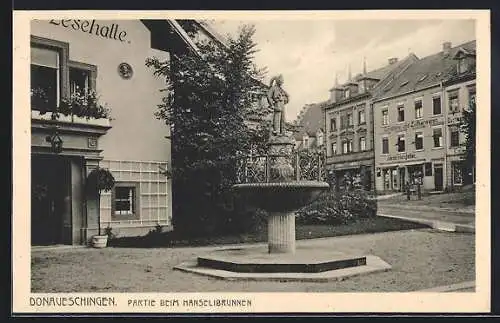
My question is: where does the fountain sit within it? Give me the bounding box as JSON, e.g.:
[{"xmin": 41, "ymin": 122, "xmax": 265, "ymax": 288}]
[{"xmin": 174, "ymin": 75, "xmax": 391, "ymax": 281}]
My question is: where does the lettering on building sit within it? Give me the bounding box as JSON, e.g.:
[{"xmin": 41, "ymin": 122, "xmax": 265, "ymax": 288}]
[
  {"xmin": 447, "ymin": 116, "xmax": 463, "ymax": 124},
  {"xmin": 386, "ymin": 153, "xmax": 416, "ymax": 162},
  {"xmin": 49, "ymin": 20, "xmax": 129, "ymax": 43},
  {"xmin": 383, "ymin": 118, "xmax": 444, "ymax": 133}
]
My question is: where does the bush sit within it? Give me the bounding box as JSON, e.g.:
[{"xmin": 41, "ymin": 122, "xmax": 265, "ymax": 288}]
[{"xmin": 296, "ymin": 189, "xmax": 377, "ymax": 225}]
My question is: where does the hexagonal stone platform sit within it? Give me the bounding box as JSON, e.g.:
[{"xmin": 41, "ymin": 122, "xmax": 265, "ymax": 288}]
[{"xmin": 174, "ymin": 245, "xmax": 391, "ymax": 282}]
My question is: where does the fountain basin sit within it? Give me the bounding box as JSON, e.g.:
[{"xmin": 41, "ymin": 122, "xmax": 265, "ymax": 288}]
[
  {"xmin": 233, "ymin": 180, "xmax": 329, "ymax": 254},
  {"xmin": 232, "ymin": 180, "xmax": 329, "ymax": 212}
]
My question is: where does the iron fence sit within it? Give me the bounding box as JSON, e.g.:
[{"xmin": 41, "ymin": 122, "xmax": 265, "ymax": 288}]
[{"xmin": 235, "ymin": 151, "xmax": 326, "ymax": 184}]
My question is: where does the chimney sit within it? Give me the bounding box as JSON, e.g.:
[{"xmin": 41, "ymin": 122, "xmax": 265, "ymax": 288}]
[
  {"xmin": 443, "ymin": 42, "xmax": 452, "ymax": 55},
  {"xmin": 388, "ymin": 57, "xmax": 398, "ymax": 65}
]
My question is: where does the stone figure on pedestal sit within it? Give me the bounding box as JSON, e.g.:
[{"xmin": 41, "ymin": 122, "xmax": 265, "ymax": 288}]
[{"xmin": 266, "ymin": 74, "xmax": 289, "ymax": 136}]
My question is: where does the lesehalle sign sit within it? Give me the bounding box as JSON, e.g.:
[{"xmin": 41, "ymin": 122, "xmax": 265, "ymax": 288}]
[{"xmin": 49, "ymin": 20, "xmax": 129, "ymax": 43}]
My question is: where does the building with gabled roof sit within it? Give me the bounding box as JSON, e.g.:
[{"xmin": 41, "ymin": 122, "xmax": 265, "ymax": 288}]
[
  {"xmin": 372, "ymin": 40, "xmax": 476, "ymax": 193},
  {"xmin": 293, "ymin": 102, "xmax": 328, "ymax": 151},
  {"xmin": 323, "ymin": 53, "xmax": 418, "ymax": 191}
]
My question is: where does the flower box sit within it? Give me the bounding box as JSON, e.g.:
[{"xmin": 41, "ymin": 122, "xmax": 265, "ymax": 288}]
[{"xmin": 31, "ymin": 110, "xmax": 111, "ymax": 127}]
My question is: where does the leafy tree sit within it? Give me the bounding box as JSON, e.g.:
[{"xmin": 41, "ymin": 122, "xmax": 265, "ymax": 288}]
[
  {"xmin": 146, "ymin": 24, "xmax": 269, "ymax": 236},
  {"xmin": 460, "ymin": 95, "xmax": 475, "ymax": 175}
]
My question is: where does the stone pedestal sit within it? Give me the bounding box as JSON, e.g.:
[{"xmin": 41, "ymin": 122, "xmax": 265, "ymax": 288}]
[
  {"xmin": 267, "ymin": 134, "xmax": 295, "ymax": 182},
  {"xmin": 268, "ymin": 212, "xmax": 296, "ymax": 254}
]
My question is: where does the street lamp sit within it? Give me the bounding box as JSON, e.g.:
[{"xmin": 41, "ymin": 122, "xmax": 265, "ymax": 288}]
[{"xmin": 46, "ymin": 127, "xmax": 63, "ymax": 154}]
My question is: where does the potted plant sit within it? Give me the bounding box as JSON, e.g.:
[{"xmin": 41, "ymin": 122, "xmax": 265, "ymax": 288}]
[{"xmin": 87, "ymin": 167, "xmax": 115, "ymax": 248}]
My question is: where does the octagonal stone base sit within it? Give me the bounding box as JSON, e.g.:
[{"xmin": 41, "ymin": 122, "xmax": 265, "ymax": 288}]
[{"xmin": 174, "ymin": 246, "xmax": 391, "ymax": 282}]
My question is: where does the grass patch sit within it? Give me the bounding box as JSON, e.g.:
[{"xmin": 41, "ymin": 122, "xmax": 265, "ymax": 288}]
[{"xmin": 108, "ymin": 217, "xmax": 429, "ymax": 249}]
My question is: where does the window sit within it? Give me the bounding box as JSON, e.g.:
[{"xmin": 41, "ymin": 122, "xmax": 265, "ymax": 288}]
[
  {"xmin": 382, "ymin": 137, "xmax": 389, "ymax": 154},
  {"xmin": 449, "ymin": 90, "xmax": 459, "ymax": 113},
  {"xmin": 450, "ymin": 128, "xmax": 460, "ymax": 147},
  {"xmin": 359, "ymin": 137, "xmax": 366, "ymax": 151},
  {"xmin": 31, "ymin": 37, "xmax": 98, "ymax": 116},
  {"xmin": 433, "ymin": 96, "xmax": 442, "ymax": 115},
  {"xmin": 397, "ymin": 134, "xmax": 405, "ymax": 152},
  {"xmin": 414, "ymin": 100, "xmax": 423, "ymax": 119},
  {"xmin": 31, "ymin": 46, "xmax": 60, "ymax": 110},
  {"xmin": 347, "ymin": 113, "xmax": 353, "ymax": 127},
  {"xmin": 303, "ymin": 136, "xmax": 309, "ymax": 148},
  {"xmin": 69, "ymin": 61, "xmax": 97, "ymax": 98},
  {"xmin": 397, "ymin": 105, "xmax": 405, "ymax": 122},
  {"xmin": 317, "ymin": 132, "xmax": 324, "ymax": 147},
  {"xmin": 468, "ymin": 86, "xmax": 476, "ymax": 107},
  {"xmin": 382, "ymin": 109, "xmax": 388, "ymax": 125},
  {"xmin": 331, "ymin": 142, "xmax": 337, "ymax": 155},
  {"xmin": 433, "ymin": 128, "xmax": 443, "ymax": 148},
  {"xmin": 70, "ymin": 67, "xmax": 90, "ymax": 97},
  {"xmin": 330, "ymin": 118, "xmax": 337, "ymax": 131},
  {"xmin": 342, "ymin": 140, "xmax": 352, "ymax": 154},
  {"xmin": 424, "ymin": 162, "xmax": 433, "ymax": 176},
  {"xmin": 415, "ymin": 132, "xmax": 424, "ymax": 150},
  {"xmin": 358, "ymin": 110, "xmax": 366, "ymax": 125},
  {"xmin": 114, "ymin": 186, "xmax": 136, "ymax": 216},
  {"xmin": 340, "ymin": 115, "xmax": 346, "ymax": 130}
]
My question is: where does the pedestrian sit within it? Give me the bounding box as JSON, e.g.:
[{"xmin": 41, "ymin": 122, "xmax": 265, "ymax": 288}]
[{"xmin": 406, "ymin": 181, "xmax": 411, "ymax": 200}]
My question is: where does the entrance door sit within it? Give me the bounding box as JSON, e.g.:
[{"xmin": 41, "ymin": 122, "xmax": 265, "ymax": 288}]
[
  {"xmin": 434, "ymin": 165, "xmax": 443, "ymax": 191},
  {"xmin": 31, "ymin": 155, "xmax": 72, "ymax": 245},
  {"xmin": 399, "ymin": 167, "xmax": 406, "ymax": 192}
]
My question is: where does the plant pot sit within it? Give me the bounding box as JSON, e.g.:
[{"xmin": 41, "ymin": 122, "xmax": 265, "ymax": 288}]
[{"xmin": 91, "ymin": 235, "xmax": 108, "ymax": 248}]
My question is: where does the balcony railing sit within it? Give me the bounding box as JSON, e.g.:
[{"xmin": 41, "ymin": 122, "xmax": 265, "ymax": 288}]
[{"xmin": 235, "ymin": 151, "xmax": 326, "ymax": 184}]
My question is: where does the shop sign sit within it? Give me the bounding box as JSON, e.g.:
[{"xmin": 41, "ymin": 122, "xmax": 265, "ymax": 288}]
[
  {"xmin": 49, "ymin": 20, "xmax": 129, "ymax": 43},
  {"xmin": 383, "ymin": 118, "xmax": 444, "ymax": 133},
  {"xmin": 386, "ymin": 152, "xmax": 416, "ymax": 162},
  {"xmin": 447, "ymin": 116, "xmax": 463, "ymax": 124}
]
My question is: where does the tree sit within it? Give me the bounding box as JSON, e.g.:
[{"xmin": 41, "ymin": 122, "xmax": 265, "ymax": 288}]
[
  {"xmin": 146, "ymin": 24, "xmax": 269, "ymax": 236},
  {"xmin": 460, "ymin": 95, "xmax": 475, "ymax": 177}
]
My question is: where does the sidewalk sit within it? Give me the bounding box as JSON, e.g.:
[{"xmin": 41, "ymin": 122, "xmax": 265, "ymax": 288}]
[
  {"xmin": 377, "ymin": 204, "xmax": 475, "ymax": 233},
  {"xmin": 379, "ymin": 202, "xmax": 475, "ymax": 215}
]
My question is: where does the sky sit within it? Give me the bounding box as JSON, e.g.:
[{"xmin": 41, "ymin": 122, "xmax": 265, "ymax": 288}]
[{"xmin": 206, "ymin": 19, "xmax": 476, "ymax": 121}]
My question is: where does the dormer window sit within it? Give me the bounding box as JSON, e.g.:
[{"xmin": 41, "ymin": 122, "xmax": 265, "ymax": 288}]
[
  {"xmin": 458, "ymin": 58, "xmax": 469, "ymax": 74},
  {"xmin": 454, "ymin": 48, "xmax": 476, "ymax": 75},
  {"xmin": 345, "ymin": 88, "xmax": 350, "ymax": 98},
  {"xmin": 358, "ymin": 81, "xmax": 365, "ymax": 93}
]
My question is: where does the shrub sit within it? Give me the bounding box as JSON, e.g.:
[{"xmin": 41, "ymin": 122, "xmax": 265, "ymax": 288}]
[{"xmin": 296, "ymin": 189, "xmax": 377, "ymax": 225}]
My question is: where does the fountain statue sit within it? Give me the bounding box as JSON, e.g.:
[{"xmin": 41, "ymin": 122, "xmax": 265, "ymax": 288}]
[
  {"xmin": 233, "ymin": 74, "xmax": 329, "ymax": 253},
  {"xmin": 267, "ymin": 74, "xmax": 289, "ymax": 136},
  {"xmin": 174, "ymin": 74, "xmax": 391, "ymax": 281}
]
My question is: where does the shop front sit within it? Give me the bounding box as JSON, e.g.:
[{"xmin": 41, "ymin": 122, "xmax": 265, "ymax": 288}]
[
  {"xmin": 326, "ymin": 159, "xmax": 374, "ymax": 191},
  {"xmin": 376, "ymin": 158, "xmax": 445, "ymax": 193}
]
